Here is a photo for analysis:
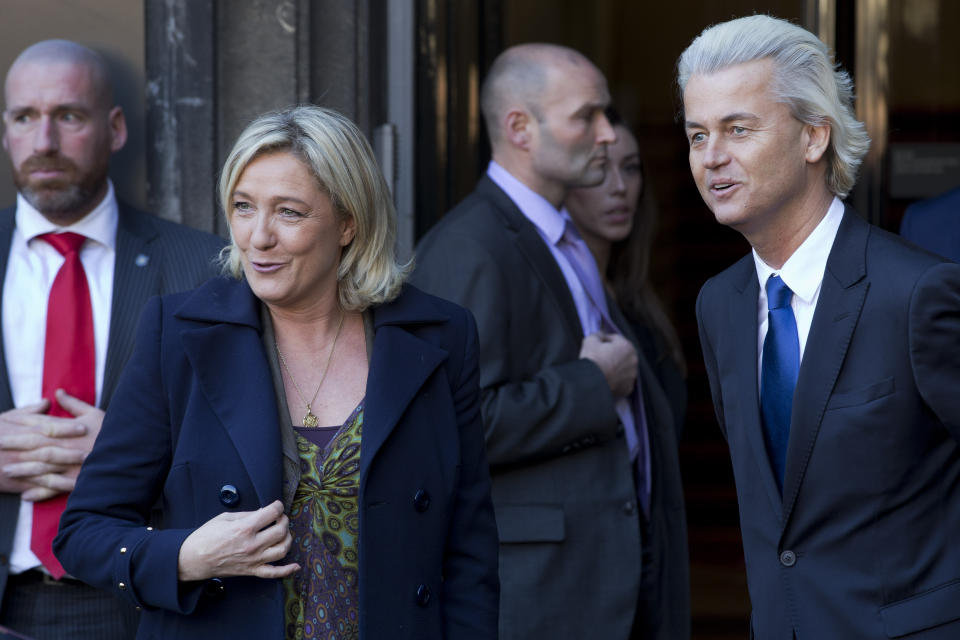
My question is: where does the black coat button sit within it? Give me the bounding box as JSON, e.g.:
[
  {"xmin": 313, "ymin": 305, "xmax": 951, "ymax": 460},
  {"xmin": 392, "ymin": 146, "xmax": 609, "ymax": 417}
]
[
  {"xmin": 219, "ymin": 484, "xmax": 240, "ymax": 507},
  {"xmin": 779, "ymin": 550, "xmax": 796, "ymax": 567},
  {"xmin": 204, "ymin": 577, "xmax": 226, "ymax": 597},
  {"xmin": 415, "ymin": 583, "xmax": 431, "ymax": 606},
  {"xmin": 413, "ymin": 489, "xmax": 431, "ymax": 512}
]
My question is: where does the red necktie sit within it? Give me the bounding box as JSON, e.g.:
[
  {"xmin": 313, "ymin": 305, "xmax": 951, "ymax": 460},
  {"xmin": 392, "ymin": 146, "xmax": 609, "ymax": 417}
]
[{"xmin": 32, "ymin": 232, "xmax": 95, "ymax": 579}]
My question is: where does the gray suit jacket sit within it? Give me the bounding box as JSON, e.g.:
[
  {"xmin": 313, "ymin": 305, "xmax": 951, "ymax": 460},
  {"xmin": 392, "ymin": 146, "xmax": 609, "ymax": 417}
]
[
  {"xmin": 0, "ymin": 202, "xmax": 225, "ymax": 608},
  {"xmin": 412, "ymin": 176, "xmax": 689, "ymax": 640}
]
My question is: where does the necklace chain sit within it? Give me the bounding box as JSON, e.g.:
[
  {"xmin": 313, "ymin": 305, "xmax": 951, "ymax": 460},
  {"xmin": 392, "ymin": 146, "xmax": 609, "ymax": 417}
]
[{"xmin": 275, "ymin": 311, "xmax": 345, "ymax": 427}]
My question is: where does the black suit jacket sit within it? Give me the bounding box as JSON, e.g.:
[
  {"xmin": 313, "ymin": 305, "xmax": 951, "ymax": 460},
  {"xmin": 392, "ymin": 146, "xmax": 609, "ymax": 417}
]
[
  {"xmin": 0, "ymin": 202, "xmax": 225, "ymax": 607},
  {"xmin": 412, "ymin": 176, "xmax": 690, "ymax": 640},
  {"xmin": 697, "ymin": 208, "xmax": 960, "ymax": 639}
]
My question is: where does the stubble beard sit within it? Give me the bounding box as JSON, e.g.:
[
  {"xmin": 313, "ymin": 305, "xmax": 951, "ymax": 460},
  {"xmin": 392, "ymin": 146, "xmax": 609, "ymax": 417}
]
[{"xmin": 11, "ymin": 154, "xmax": 108, "ymax": 225}]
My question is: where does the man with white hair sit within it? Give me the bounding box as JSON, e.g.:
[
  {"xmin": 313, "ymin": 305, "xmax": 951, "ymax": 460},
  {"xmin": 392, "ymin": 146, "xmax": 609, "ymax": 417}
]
[
  {"xmin": 683, "ymin": 15, "xmax": 960, "ymax": 639},
  {"xmin": 414, "ymin": 43, "xmax": 689, "ymax": 639},
  {"xmin": 0, "ymin": 40, "xmax": 223, "ymax": 638}
]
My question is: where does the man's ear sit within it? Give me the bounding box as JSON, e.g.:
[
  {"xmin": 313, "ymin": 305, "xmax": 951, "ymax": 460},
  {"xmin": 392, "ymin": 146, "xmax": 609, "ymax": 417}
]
[
  {"xmin": 503, "ymin": 108, "xmax": 533, "ymax": 151},
  {"xmin": 108, "ymin": 106, "xmax": 128, "ymax": 153},
  {"xmin": 804, "ymin": 121, "xmax": 830, "ymax": 164}
]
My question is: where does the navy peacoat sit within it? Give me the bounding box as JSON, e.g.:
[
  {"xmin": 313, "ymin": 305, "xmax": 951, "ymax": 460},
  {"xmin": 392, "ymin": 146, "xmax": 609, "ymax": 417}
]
[{"xmin": 54, "ymin": 277, "xmax": 500, "ymax": 639}]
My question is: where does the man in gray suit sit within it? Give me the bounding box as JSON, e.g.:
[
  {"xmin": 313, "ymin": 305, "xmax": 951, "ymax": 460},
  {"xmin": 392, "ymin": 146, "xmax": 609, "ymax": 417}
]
[
  {"xmin": 0, "ymin": 40, "xmax": 223, "ymax": 639},
  {"xmin": 412, "ymin": 44, "xmax": 689, "ymax": 639}
]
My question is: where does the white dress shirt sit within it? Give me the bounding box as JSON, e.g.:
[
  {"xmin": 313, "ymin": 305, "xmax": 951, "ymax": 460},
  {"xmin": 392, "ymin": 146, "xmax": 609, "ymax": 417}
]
[
  {"xmin": 753, "ymin": 196, "xmax": 845, "ymax": 388},
  {"xmin": 4, "ymin": 183, "xmax": 118, "ymax": 574}
]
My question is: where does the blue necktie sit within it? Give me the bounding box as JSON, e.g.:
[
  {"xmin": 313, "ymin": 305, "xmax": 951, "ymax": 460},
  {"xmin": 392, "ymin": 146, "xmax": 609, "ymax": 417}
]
[{"xmin": 760, "ymin": 275, "xmax": 799, "ymax": 492}]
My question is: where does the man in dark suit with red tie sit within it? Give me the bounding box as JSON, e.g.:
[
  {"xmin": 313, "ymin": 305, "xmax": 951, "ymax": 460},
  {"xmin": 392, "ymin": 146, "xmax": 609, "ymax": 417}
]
[
  {"xmin": 684, "ymin": 15, "xmax": 960, "ymax": 639},
  {"xmin": 0, "ymin": 40, "xmax": 223, "ymax": 639}
]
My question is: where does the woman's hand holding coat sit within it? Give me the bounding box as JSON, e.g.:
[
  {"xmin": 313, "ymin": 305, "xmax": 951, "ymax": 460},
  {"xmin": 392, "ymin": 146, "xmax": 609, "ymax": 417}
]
[{"xmin": 177, "ymin": 499, "xmax": 300, "ymax": 581}]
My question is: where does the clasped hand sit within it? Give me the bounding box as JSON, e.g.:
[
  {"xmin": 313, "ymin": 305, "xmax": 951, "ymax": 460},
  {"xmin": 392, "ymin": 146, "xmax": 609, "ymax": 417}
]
[
  {"xmin": 177, "ymin": 500, "xmax": 300, "ymax": 582},
  {"xmin": 0, "ymin": 389, "xmax": 103, "ymax": 500},
  {"xmin": 580, "ymin": 332, "xmax": 638, "ymax": 398}
]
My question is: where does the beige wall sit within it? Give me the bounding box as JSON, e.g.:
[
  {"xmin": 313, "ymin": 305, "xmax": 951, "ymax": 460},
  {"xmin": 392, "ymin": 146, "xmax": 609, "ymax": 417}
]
[{"xmin": 0, "ymin": 0, "xmax": 146, "ymax": 210}]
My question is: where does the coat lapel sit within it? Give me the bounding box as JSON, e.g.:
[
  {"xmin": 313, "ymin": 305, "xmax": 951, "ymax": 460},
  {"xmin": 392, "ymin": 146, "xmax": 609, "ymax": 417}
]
[
  {"xmin": 101, "ymin": 205, "xmax": 161, "ymax": 407},
  {"xmin": 0, "ymin": 208, "xmax": 15, "ymax": 410},
  {"xmin": 728, "ymin": 258, "xmax": 785, "ymax": 514},
  {"xmin": 360, "ymin": 287, "xmax": 450, "ymax": 487},
  {"xmin": 608, "ymin": 299, "xmax": 668, "ymax": 424},
  {"xmin": 609, "ymin": 300, "xmax": 679, "ymax": 512},
  {"xmin": 176, "ymin": 278, "xmax": 283, "ymax": 505},
  {"xmin": 781, "ymin": 208, "xmax": 869, "ymax": 523}
]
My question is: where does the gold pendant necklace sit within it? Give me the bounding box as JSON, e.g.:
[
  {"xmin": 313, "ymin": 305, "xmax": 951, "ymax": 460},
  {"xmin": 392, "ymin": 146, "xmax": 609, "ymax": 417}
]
[{"xmin": 276, "ymin": 311, "xmax": 345, "ymax": 427}]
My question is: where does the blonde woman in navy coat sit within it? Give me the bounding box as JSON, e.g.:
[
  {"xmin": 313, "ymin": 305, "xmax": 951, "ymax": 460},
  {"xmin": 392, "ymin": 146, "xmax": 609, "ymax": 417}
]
[{"xmin": 54, "ymin": 106, "xmax": 500, "ymax": 639}]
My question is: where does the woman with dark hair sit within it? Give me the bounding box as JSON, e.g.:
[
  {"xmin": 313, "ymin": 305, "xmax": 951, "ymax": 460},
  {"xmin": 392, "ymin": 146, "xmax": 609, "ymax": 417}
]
[
  {"xmin": 566, "ymin": 109, "xmax": 687, "ymax": 438},
  {"xmin": 565, "ymin": 108, "xmax": 690, "ymax": 639}
]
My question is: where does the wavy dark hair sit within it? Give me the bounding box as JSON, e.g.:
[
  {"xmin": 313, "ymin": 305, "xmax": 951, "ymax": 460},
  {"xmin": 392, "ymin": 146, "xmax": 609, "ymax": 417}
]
[{"xmin": 605, "ymin": 108, "xmax": 686, "ymax": 376}]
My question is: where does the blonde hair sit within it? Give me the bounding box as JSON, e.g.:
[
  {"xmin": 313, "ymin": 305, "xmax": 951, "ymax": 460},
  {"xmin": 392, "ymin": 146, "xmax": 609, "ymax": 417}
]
[
  {"xmin": 677, "ymin": 14, "xmax": 870, "ymax": 198},
  {"xmin": 218, "ymin": 106, "xmax": 410, "ymax": 310}
]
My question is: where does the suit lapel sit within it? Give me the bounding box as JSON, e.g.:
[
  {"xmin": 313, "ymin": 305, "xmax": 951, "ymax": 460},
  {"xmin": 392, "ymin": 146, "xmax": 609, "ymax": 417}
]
[
  {"xmin": 102, "ymin": 205, "xmax": 160, "ymax": 408},
  {"xmin": 728, "ymin": 258, "xmax": 785, "ymax": 514},
  {"xmin": 0, "ymin": 208, "xmax": 15, "ymax": 410},
  {"xmin": 513, "ymin": 223, "xmax": 582, "ymax": 339},
  {"xmin": 478, "ymin": 177, "xmax": 583, "ymax": 340},
  {"xmin": 781, "ymin": 209, "xmax": 869, "ymax": 522},
  {"xmin": 360, "ymin": 289, "xmax": 449, "ymax": 487},
  {"xmin": 177, "ymin": 278, "xmax": 283, "ymax": 505}
]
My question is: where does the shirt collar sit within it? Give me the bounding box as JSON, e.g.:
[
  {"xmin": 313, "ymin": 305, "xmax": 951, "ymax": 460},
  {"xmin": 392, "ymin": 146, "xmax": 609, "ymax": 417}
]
[
  {"xmin": 15, "ymin": 180, "xmax": 119, "ymax": 251},
  {"xmin": 753, "ymin": 196, "xmax": 845, "ymax": 304},
  {"xmin": 487, "ymin": 160, "xmax": 567, "ymax": 244}
]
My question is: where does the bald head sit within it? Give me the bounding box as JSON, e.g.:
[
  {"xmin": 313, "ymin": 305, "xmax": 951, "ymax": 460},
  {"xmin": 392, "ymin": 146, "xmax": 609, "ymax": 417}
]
[
  {"xmin": 2, "ymin": 39, "xmax": 126, "ymax": 224},
  {"xmin": 5, "ymin": 40, "xmax": 114, "ymax": 110},
  {"xmin": 480, "ymin": 43, "xmax": 596, "ymax": 149},
  {"xmin": 478, "ymin": 43, "xmax": 613, "ymax": 207}
]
